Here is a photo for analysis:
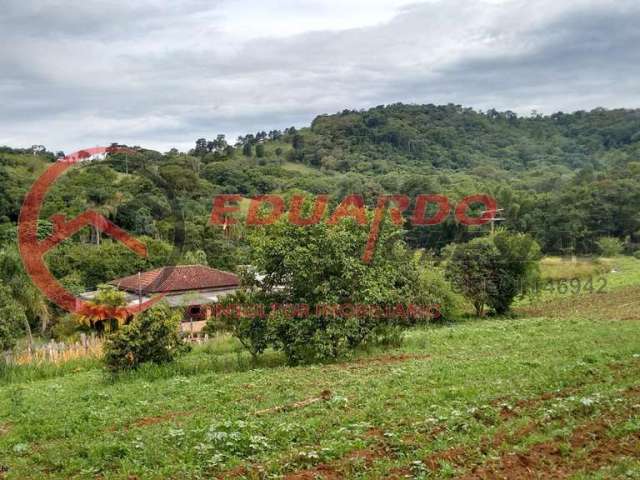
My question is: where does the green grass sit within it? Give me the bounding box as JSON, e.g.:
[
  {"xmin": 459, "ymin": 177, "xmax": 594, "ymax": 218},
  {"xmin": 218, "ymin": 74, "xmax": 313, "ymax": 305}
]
[
  {"xmin": 280, "ymin": 161, "xmax": 320, "ymax": 175},
  {"xmin": 1, "ymin": 315, "xmax": 640, "ymax": 479},
  {"xmin": 1, "ymin": 257, "xmax": 639, "ymax": 479},
  {"xmin": 539, "ymin": 255, "xmax": 611, "ymax": 280},
  {"xmin": 516, "ymin": 255, "xmax": 640, "ymax": 308}
]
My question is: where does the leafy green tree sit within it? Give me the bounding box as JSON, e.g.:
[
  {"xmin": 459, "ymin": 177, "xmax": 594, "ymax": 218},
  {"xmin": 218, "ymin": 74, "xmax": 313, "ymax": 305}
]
[
  {"xmin": 445, "ymin": 239, "xmax": 501, "ymax": 317},
  {"xmin": 78, "ymin": 284, "xmax": 127, "ymax": 333},
  {"xmin": 446, "ymin": 232, "xmax": 541, "ymax": 316},
  {"xmin": 103, "ymin": 303, "xmax": 189, "ymax": 371},
  {"xmin": 0, "ymin": 246, "xmax": 49, "ymax": 338},
  {"xmin": 218, "ymin": 215, "xmax": 431, "ymax": 364},
  {"xmin": 242, "ymin": 143, "xmax": 252, "ymax": 157},
  {"xmin": 490, "ymin": 231, "xmax": 541, "ymax": 314},
  {"xmin": 181, "ymin": 249, "xmax": 208, "ymax": 265},
  {"xmin": 204, "ymin": 289, "xmax": 271, "ymax": 362}
]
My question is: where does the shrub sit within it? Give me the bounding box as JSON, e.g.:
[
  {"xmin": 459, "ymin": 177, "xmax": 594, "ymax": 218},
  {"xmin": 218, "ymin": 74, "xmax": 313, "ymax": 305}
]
[
  {"xmin": 490, "ymin": 231, "xmax": 541, "ymax": 314},
  {"xmin": 0, "ymin": 282, "xmax": 26, "ymax": 352},
  {"xmin": 596, "ymin": 236, "xmax": 624, "ymax": 257},
  {"xmin": 51, "ymin": 314, "xmax": 91, "ymax": 342},
  {"xmin": 103, "ymin": 303, "xmax": 189, "ymax": 372},
  {"xmin": 634, "ymin": 250, "xmax": 640, "ymax": 260},
  {"xmin": 445, "ymin": 232, "xmax": 541, "ymax": 316},
  {"xmin": 445, "ymin": 239, "xmax": 500, "ymax": 317},
  {"xmin": 266, "ymin": 311, "xmax": 377, "ymax": 365},
  {"xmin": 204, "ymin": 290, "xmax": 271, "ymax": 361},
  {"xmin": 416, "ymin": 266, "xmax": 464, "ymax": 320}
]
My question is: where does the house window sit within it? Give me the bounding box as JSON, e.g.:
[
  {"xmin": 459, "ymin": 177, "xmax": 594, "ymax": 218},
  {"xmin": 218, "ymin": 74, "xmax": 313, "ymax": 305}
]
[{"xmin": 189, "ymin": 306, "xmax": 202, "ymax": 316}]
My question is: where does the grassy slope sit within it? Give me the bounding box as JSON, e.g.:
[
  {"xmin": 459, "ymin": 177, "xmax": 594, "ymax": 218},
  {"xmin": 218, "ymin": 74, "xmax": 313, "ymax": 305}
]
[{"xmin": 1, "ymin": 261, "xmax": 639, "ymax": 479}]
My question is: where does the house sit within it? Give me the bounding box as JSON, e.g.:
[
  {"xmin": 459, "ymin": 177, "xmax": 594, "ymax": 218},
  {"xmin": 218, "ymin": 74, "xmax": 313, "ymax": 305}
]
[{"xmin": 109, "ymin": 265, "xmax": 240, "ymax": 336}]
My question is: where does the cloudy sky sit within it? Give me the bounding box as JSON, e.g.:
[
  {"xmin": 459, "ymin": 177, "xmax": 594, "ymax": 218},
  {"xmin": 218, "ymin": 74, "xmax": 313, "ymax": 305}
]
[{"xmin": 1, "ymin": 0, "xmax": 639, "ymax": 153}]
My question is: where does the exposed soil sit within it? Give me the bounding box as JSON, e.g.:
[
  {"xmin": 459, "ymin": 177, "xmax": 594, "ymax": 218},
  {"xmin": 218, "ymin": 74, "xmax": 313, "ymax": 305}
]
[
  {"xmin": 424, "ymin": 446, "xmax": 467, "ymax": 470},
  {"xmin": 253, "ymin": 390, "xmax": 333, "ymax": 416},
  {"xmin": 283, "ymin": 463, "xmax": 342, "ymax": 480},
  {"xmin": 336, "ymin": 353, "xmax": 432, "ymax": 370},
  {"xmin": 282, "ymin": 434, "xmax": 393, "ymax": 479},
  {"xmin": 387, "ymin": 362, "xmax": 640, "ymax": 480},
  {"xmin": 110, "ymin": 411, "xmax": 193, "ymax": 431},
  {"xmin": 456, "ymin": 384, "xmax": 640, "ymax": 479}
]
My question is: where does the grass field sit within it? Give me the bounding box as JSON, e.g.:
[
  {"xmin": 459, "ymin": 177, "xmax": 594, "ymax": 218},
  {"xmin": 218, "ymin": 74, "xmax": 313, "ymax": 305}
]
[{"xmin": 1, "ymin": 259, "xmax": 640, "ymax": 479}]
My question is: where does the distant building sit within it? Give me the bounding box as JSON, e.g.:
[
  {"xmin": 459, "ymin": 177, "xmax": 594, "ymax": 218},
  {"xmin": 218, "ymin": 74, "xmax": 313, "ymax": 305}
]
[{"xmin": 109, "ymin": 265, "xmax": 240, "ymax": 336}]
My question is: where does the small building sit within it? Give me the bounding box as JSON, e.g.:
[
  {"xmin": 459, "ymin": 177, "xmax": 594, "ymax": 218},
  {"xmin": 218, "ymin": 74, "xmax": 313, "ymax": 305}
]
[{"xmin": 110, "ymin": 265, "xmax": 240, "ymax": 336}]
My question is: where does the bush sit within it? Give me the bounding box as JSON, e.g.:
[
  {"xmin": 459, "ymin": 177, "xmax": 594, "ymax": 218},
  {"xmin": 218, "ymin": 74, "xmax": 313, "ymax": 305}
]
[
  {"xmin": 634, "ymin": 250, "xmax": 640, "ymax": 260},
  {"xmin": 491, "ymin": 231, "xmax": 541, "ymax": 314},
  {"xmin": 204, "ymin": 290, "xmax": 271, "ymax": 361},
  {"xmin": 596, "ymin": 236, "xmax": 623, "ymax": 257},
  {"xmin": 266, "ymin": 311, "xmax": 379, "ymax": 365},
  {"xmin": 51, "ymin": 314, "xmax": 90, "ymax": 342},
  {"xmin": 207, "ymin": 218, "xmax": 448, "ymax": 366},
  {"xmin": 416, "ymin": 266, "xmax": 464, "ymax": 320},
  {"xmin": 103, "ymin": 303, "xmax": 189, "ymax": 372},
  {"xmin": 445, "ymin": 239, "xmax": 500, "ymax": 317},
  {"xmin": 0, "ymin": 282, "xmax": 26, "ymax": 352},
  {"xmin": 445, "ymin": 232, "xmax": 541, "ymax": 316}
]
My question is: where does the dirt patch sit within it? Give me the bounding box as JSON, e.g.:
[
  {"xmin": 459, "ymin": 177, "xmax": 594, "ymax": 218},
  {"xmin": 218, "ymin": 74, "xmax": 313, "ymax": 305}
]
[
  {"xmin": 283, "ymin": 431, "xmax": 394, "ymax": 479},
  {"xmin": 283, "ymin": 463, "xmax": 342, "ymax": 480},
  {"xmin": 459, "ymin": 440, "xmax": 568, "ymax": 479},
  {"xmin": 335, "ymin": 353, "xmax": 431, "ymax": 370},
  {"xmin": 132, "ymin": 411, "xmax": 192, "ymax": 428},
  {"xmin": 254, "ymin": 390, "xmax": 333, "ymax": 416},
  {"xmin": 424, "ymin": 446, "xmax": 467, "ymax": 470},
  {"xmin": 460, "ymin": 429, "xmax": 640, "ymax": 479},
  {"xmin": 0, "ymin": 423, "xmax": 11, "ymax": 438},
  {"xmin": 364, "ymin": 427, "xmax": 385, "ymax": 439},
  {"xmin": 109, "ymin": 411, "xmax": 193, "ymax": 431},
  {"xmin": 217, "ymin": 465, "xmax": 249, "ymax": 479},
  {"xmin": 456, "ymin": 384, "xmax": 640, "ymax": 479}
]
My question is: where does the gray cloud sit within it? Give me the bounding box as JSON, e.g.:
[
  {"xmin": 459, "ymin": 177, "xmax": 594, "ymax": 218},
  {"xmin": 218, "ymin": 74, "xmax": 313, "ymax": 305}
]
[{"xmin": 0, "ymin": 0, "xmax": 638, "ymax": 153}]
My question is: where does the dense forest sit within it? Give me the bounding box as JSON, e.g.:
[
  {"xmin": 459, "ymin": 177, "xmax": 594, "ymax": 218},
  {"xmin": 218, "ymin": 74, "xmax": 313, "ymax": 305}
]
[{"xmin": 1, "ymin": 103, "xmax": 640, "ymax": 302}]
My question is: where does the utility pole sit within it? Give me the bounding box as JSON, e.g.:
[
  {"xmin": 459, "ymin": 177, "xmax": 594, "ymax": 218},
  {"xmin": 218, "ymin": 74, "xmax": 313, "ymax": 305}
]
[{"xmin": 481, "ymin": 208, "xmax": 505, "ymax": 235}]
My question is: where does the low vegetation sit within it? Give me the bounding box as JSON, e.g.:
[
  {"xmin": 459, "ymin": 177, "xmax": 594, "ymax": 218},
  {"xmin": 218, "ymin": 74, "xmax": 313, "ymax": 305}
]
[
  {"xmin": 103, "ymin": 304, "xmax": 190, "ymax": 372},
  {"xmin": 0, "ymin": 258, "xmax": 639, "ymax": 479}
]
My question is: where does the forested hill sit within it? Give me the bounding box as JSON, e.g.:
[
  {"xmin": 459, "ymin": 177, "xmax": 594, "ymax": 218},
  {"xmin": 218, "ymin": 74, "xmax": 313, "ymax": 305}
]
[
  {"xmin": 1, "ymin": 104, "xmax": 640, "ymax": 293},
  {"xmin": 292, "ymin": 104, "xmax": 640, "ymax": 172}
]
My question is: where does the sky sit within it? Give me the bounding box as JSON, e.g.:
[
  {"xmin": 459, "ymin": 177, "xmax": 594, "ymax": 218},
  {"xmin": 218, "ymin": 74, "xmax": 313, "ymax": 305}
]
[{"xmin": 1, "ymin": 0, "xmax": 639, "ymax": 153}]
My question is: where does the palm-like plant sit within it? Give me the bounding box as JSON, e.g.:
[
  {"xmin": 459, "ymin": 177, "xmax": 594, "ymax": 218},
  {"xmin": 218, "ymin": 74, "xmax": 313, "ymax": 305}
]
[{"xmin": 0, "ymin": 246, "xmax": 50, "ymax": 342}]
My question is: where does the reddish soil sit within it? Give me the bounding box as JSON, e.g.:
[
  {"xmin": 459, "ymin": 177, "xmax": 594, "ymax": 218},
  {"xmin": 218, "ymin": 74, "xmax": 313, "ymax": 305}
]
[
  {"xmin": 336, "ymin": 353, "xmax": 431, "ymax": 370},
  {"xmin": 424, "ymin": 446, "xmax": 467, "ymax": 470},
  {"xmin": 283, "ymin": 464, "xmax": 342, "ymax": 480},
  {"xmin": 456, "ymin": 384, "xmax": 640, "ymax": 479},
  {"xmin": 217, "ymin": 465, "xmax": 249, "ymax": 479},
  {"xmin": 282, "ymin": 431, "xmax": 394, "ymax": 479},
  {"xmin": 110, "ymin": 411, "xmax": 193, "ymax": 431}
]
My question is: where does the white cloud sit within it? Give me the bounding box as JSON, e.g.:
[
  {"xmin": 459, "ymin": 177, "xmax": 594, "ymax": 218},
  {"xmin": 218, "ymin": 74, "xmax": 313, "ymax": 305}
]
[{"xmin": 0, "ymin": 0, "xmax": 638, "ymax": 153}]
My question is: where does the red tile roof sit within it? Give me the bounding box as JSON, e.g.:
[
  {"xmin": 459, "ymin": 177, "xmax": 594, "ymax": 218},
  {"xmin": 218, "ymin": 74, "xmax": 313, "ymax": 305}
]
[{"xmin": 110, "ymin": 265, "xmax": 240, "ymax": 294}]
